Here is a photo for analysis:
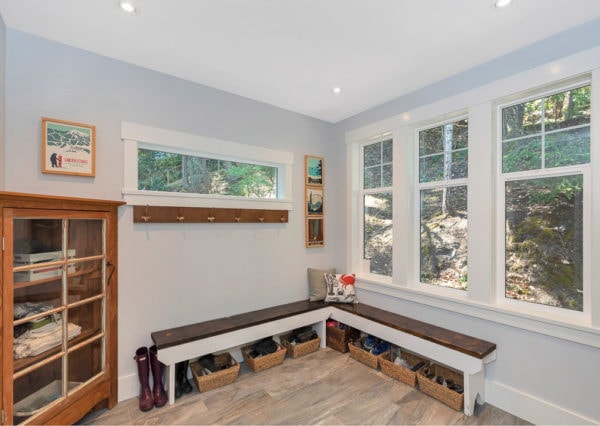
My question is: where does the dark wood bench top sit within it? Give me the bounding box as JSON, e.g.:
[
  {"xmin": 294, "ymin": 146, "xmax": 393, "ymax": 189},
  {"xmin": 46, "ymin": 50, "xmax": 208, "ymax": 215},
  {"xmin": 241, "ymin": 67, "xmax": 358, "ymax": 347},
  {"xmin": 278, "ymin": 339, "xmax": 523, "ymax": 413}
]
[
  {"xmin": 151, "ymin": 300, "xmax": 496, "ymax": 360},
  {"xmin": 151, "ymin": 300, "xmax": 328, "ymax": 350},
  {"xmin": 334, "ymin": 303, "xmax": 496, "ymax": 359}
]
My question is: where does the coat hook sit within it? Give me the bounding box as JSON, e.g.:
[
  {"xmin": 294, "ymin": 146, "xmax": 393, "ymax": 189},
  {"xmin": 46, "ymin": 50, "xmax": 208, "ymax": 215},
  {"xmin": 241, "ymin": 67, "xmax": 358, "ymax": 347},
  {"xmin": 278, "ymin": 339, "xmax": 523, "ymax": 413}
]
[
  {"xmin": 280, "ymin": 214, "xmax": 286, "ymax": 223},
  {"xmin": 208, "ymin": 208, "xmax": 215, "ymax": 223},
  {"xmin": 141, "ymin": 205, "xmax": 151, "ymax": 222},
  {"xmin": 235, "ymin": 209, "xmax": 242, "ymax": 223},
  {"xmin": 176, "ymin": 208, "xmax": 185, "ymax": 222},
  {"xmin": 258, "ymin": 210, "xmax": 265, "ymax": 223}
]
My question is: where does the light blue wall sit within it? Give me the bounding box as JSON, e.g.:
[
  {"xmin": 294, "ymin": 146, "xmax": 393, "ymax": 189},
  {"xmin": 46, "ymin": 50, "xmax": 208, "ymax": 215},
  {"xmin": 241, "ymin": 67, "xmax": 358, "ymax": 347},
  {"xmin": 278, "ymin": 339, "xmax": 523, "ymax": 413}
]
[{"xmin": 4, "ymin": 29, "xmax": 339, "ymax": 401}]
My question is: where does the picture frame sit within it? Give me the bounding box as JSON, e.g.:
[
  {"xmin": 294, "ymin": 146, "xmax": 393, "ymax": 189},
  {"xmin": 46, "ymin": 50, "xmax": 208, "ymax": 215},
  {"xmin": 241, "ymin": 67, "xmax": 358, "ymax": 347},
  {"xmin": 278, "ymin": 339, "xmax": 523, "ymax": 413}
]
[
  {"xmin": 41, "ymin": 117, "xmax": 96, "ymax": 177},
  {"xmin": 305, "ymin": 155, "xmax": 323, "ymax": 186},
  {"xmin": 306, "ymin": 217, "xmax": 324, "ymax": 247},
  {"xmin": 306, "ymin": 186, "xmax": 324, "ymax": 216}
]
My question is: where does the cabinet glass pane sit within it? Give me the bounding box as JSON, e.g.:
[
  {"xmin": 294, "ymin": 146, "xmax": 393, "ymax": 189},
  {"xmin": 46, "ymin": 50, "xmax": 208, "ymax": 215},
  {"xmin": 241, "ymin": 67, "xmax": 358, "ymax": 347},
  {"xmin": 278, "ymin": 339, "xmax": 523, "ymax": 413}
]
[
  {"xmin": 68, "ymin": 219, "xmax": 104, "ymax": 258},
  {"xmin": 13, "ymin": 358, "xmax": 63, "ymax": 424},
  {"xmin": 13, "ymin": 219, "xmax": 63, "ymax": 258},
  {"xmin": 67, "ymin": 299, "xmax": 102, "ymax": 348},
  {"xmin": 14, "ymin": 280, "xmax": 63, "ymax": 320},
  {"xmin": 69, "ymin": 339, "xmax": 104, "ymax": 385},
  {"xmin": 68, "ymin": 259, "xmax": 103, "ymax": 301},
  {"xmin": 13, "ymin": 311, "xmax": 66, "ymax": 363}
]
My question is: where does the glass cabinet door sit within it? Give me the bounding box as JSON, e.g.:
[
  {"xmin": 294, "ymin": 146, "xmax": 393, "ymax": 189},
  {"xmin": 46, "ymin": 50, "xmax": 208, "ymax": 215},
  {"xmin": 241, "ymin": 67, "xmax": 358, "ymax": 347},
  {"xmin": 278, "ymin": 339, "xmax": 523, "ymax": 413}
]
[{"xmin": 10, "ymin": 212, "xmax": 107, "ymax": 424}]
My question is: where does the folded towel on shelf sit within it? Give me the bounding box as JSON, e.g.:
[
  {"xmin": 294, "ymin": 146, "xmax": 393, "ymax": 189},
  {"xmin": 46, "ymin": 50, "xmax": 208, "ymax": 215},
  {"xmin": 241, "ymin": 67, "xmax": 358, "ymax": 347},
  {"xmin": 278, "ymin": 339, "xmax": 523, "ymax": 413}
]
[{"xmin": 14, "ymin": 320, "xmax": 82, "ymax": 359}]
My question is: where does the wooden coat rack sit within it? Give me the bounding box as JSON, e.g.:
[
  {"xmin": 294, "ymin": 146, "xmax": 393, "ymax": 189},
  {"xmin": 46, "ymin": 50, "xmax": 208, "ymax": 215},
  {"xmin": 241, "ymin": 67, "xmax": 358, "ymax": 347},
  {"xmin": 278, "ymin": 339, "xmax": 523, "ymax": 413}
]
[{"xmin": 133, "ymin": 205, "xmax": 289, "ymax": 224}]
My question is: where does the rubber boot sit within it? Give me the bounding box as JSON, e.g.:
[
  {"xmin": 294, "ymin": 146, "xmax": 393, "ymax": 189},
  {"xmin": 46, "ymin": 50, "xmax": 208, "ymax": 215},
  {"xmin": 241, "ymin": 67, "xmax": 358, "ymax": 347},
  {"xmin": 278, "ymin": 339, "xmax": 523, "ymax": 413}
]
[
  {"xmin": 180, "ymin": 360, "xmax": 193, "ymax": 394},
  {"xmin": 174, "ymin": 362, "xmax": 183, "ymax": 399},
  {"xmin": 149, "ymin": 345, "xmax": 168, "ymax": 407},
  {"xmin": 133, "ymin": 347, "xmax": 154, "ymax": 412}
]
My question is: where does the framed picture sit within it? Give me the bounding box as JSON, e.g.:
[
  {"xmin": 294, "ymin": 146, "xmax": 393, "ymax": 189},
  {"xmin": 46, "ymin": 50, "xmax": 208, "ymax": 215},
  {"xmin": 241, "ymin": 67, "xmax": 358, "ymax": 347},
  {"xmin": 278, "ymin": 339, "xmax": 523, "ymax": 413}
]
[
  {"xmin": 305, "ymin": 155, "xmax": 323, "ymax": 186},
  {"xmin": 306, "ymin": 186, "xmax": 323, "ymax": 215},
  {"xmin": 306, "ymin": 217, "xmax": 324, "ymax": 247},
  {"xmin": 42, "ymin": 117, "xmax": 96, "ymax": 177}
]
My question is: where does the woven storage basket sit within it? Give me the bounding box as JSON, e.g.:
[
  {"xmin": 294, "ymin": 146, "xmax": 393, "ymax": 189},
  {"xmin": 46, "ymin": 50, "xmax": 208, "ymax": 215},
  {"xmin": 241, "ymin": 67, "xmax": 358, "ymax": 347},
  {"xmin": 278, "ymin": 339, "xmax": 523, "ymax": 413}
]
[
  {"xmin": 241, "ymin": 342, "xmax": 287, "ymax": 372},
  {"xmin": 326, "ymin": 325, "xmax": 360, "ymax": 353},
  {"xmin": 417, "ymin": 363, "xmax": 464, "ymax": 411},
  {"xmin": 348, "ymin": 337, "xmax": 389, "ymax": 370},
  {"xmin": 190, "ymin": 353, "xmax": 240, "ymax": 392},
  {"xmin": 280, "ymin": 333, "xmax": 320, "ymax": 358},
  {"xmin": 378, "ymin": 349, "xmax": 429, "ymax": 387}
]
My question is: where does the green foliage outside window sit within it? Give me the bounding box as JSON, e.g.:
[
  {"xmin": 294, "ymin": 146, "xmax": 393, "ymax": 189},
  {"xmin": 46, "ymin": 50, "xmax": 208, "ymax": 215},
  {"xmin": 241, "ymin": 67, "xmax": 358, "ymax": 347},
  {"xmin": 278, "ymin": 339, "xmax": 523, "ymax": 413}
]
[
  {"xmin": 502, "ymin": 85, "xmax": 590, "ymax": 311},
  {"xmin": 138, "ymin": 148, "xmax": 277, "ymax": 198}
]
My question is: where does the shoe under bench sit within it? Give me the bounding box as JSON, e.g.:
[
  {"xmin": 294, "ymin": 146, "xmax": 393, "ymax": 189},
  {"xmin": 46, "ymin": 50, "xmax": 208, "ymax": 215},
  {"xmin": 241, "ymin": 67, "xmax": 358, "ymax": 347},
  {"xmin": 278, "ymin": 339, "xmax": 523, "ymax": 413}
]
[{"xmin": 150, "ymin": 300, "xmax": 496, "ymax": 416}]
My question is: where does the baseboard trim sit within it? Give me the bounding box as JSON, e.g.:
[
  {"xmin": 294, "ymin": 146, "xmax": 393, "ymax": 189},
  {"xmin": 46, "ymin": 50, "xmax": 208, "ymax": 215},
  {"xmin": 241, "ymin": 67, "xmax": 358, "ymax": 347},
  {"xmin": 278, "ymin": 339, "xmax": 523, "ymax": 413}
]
[{"xmin": 487, "ymin": 380, "xmax": 597, "ymax": 425}]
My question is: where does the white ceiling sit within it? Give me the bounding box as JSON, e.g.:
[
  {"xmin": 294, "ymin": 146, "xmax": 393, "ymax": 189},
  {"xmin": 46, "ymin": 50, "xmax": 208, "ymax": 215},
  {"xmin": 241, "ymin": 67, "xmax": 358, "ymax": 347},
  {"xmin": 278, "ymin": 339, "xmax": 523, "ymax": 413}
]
[{"xmin": 1, "ymin": 0, "xmax": 600, "ymax": 123}]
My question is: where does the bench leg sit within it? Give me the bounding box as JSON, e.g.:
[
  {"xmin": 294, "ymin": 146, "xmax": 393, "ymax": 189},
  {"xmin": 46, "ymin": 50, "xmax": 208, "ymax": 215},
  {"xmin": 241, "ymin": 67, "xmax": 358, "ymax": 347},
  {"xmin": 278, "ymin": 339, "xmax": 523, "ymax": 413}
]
[
  {"xmin": 463, "ymin": 369, "xmax": 485, "ymax": 416},
  {"xmin": 166, "ymin": 363, "xmax": 176, "ymax": 405},
  {"xmin": 316, "ymin": 319, "xmax": 327, "ymax": 348}
]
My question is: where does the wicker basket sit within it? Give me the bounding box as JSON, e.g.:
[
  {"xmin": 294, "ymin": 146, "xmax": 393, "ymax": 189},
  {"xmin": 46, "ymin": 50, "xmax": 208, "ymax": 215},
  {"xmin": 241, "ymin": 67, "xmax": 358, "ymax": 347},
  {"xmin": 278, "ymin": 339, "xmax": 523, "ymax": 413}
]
[
  {"xmin": 326, "ymin": 325, "xmax": 360, "ymax": 353},
  {"xmin": 241, "ymin": 342, "xmax": 287, "ymax": 372},
  {"xmin": 348, "ymin": 337, "xmax": 389, "ymax": 370},
  {"xmin": 190, "ymin": 353, "xmax": 240, "ymax": 392},
  {"xmin": 280, "ymin": 333, "xmax": 321, "ymax": 358},
  {"xmin": 417, "ymin": 363, "xmax": 464, "ymax": 411},
  {"xmin": 378, "ymin": 349, "xmax": 429, "ymax": 387}
]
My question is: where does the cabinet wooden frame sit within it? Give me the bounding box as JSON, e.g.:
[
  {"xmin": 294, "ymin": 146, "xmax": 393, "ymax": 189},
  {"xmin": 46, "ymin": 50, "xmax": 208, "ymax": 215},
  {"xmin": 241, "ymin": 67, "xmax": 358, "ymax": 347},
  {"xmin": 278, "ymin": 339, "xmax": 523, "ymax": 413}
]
[{"xmin": 0, "ymin": 191, "xmax": 124, "ymax": 425}]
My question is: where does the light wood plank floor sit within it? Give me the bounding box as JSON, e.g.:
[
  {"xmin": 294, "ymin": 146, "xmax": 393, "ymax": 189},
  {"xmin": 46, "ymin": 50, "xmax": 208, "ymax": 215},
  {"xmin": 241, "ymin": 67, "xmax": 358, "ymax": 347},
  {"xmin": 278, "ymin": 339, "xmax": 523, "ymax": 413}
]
[{"xmin": 79, "ymin": 348, "xmax": 530, "ymax": 425}]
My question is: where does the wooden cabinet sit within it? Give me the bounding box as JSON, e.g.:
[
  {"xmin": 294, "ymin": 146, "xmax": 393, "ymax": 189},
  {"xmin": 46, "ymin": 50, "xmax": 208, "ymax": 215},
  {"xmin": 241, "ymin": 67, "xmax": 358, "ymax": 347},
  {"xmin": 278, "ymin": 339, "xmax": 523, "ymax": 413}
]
[{"xmin": 0, "ymin": 192, "xmax": 124, "ymax": 425}]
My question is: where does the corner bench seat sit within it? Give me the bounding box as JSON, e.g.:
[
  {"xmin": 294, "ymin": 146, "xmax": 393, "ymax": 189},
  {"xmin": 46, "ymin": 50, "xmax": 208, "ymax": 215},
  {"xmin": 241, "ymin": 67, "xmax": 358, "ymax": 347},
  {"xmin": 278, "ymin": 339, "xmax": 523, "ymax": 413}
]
[{"xmin": 151, "ymin": 300, "xmax": 496, "ymax": 416}]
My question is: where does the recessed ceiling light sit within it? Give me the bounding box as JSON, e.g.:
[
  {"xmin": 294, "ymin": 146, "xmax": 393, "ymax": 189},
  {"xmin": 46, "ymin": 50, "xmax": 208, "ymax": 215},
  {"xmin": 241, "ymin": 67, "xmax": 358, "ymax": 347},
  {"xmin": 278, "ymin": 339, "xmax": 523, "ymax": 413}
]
[
  {"xmin": 493, "ymin": 0, "xmax": 513, "ymax": 9},
  {"xmin": 332, "ymin": 86, "xmax": 342, "ymax": 94},
  {"xmin": 119, "ymin": 1, "xmax": 139, "ymax": 15}
]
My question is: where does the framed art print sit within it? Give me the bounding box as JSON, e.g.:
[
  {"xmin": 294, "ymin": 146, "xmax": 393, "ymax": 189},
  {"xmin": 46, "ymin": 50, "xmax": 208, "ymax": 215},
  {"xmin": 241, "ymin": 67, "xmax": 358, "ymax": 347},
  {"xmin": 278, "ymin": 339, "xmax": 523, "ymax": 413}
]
[
  {"xmin": 305, "ymin": 155, "xmax": 323, "ymax": 186},
  {"xmin": 306, "ymin": 186, "xmax": 323, "ymax": 215},
  {"xmin": 306, "ymin": 217, "xmax": 324, "ymax": 247},
  {"xmin": 42, "ymin": 117, "xmax": 96, "ymax": 177}
]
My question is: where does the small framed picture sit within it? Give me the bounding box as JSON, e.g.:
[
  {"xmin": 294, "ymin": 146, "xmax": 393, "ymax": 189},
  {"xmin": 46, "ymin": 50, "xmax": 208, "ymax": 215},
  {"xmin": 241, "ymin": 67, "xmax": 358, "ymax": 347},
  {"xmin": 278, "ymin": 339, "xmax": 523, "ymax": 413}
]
[
  {"xmin": 305, "ymin": 155, "xmax": 323, "ymax": 186},
  {"xmin": 41, "ymin": 117, "xmax": 96, "ymax": 177},
  {"xmin": 306, "ymin": 217, "xmax": 324, "ymax": 247},
  {"xmin": 306, "ymin": 186, "xmax": 323, "ymax": 216}
]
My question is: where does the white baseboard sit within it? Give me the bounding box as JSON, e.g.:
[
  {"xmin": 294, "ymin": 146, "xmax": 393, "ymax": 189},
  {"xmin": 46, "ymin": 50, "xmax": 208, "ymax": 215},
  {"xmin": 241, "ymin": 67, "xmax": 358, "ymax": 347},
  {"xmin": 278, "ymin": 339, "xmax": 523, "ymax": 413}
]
[
  {"xmin": 118, "ymin": 372, "xmax": 139, "ymax": 402},
  {"xmin": 487, "ymin": 381, "xmax": 597, "ymax": 425}
]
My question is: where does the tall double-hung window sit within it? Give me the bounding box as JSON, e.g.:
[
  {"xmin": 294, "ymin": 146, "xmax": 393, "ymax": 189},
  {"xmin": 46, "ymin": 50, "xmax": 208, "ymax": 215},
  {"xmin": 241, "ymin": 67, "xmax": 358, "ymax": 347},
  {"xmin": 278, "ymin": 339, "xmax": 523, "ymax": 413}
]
[
  {"xmin": 418, "ymin": 119, "xmax": 468, "ymax": 290},
  {"xmin": 500, "ymin": 84, "xmax": 590, "ymax": 312},
  {"xmin": 361, "ymin": 136, "xmax": 393, "ymax": 277}
]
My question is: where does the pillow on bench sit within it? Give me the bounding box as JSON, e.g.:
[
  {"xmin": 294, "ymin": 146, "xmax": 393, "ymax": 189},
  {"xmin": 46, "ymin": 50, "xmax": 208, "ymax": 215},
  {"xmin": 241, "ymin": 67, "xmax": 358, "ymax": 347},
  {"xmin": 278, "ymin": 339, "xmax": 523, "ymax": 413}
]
[
  {"xmin": 308, "ymin": 268, "xmax": 336, "ymax": 301},
  {"xmin": 324, "ymin": 273, "xmax": 357, "ymax": 303}
]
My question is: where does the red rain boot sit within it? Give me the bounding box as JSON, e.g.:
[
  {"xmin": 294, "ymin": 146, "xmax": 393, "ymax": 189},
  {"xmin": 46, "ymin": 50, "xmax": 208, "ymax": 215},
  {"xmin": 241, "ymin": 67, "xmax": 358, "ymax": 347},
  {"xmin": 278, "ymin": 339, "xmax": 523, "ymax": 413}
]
[{"xmin": 133, "ymin": 347, "xmax": 154, "ymax": 412}]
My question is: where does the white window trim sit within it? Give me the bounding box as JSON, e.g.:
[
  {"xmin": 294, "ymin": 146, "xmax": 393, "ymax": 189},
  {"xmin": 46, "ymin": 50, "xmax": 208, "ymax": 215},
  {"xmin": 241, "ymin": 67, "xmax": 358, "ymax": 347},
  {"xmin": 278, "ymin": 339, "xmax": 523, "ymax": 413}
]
[
  {"xmin": 345, "ymin": 45, "xmax": 600, "ymax": 348},
  {"xmin": 495, "ymin": 80, "xmax": 592, "ymax": 323},
  {"xmin": 411, "ymin": 115, "xmax": 469, "ymax": 296},
  {"xmin": 121, "ymin": 121, "xmax": 294, "ymax": 210},
  {"xmin": 355, "ymin": 133, "xmax": 394, "ymax": 282}
]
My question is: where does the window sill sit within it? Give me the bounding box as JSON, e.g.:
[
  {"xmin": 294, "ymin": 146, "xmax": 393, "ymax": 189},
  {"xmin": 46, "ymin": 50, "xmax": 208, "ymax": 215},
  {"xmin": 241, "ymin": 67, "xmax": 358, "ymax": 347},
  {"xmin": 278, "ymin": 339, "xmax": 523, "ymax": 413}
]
[
  {"xmin": 356, "ymin": 277, "xmax": 600, "ymax": 349},
  {"xmin": 122, "ymin": 189, "xmax": 294, "ymax": 211}
]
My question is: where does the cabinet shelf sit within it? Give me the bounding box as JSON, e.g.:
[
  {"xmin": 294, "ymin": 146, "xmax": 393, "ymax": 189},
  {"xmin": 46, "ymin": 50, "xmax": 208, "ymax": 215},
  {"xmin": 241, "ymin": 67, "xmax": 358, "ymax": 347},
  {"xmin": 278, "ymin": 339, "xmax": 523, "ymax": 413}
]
[{"xmin": 13, "ymin": 329, "xmax": 102, "ymax": 375}]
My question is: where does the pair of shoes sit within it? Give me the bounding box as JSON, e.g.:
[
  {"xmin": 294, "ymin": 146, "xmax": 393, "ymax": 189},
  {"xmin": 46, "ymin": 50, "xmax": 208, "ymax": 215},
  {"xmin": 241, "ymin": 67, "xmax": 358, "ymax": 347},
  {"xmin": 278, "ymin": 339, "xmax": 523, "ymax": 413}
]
[
  {"xmin": 363, "ymin": 335, "xmax": 379, "ymax": 350},
  {"xmin": 370, "ymin": 341, "xmax": 391, "ymax": 355},
  {"xmin": 133, "ymin": 346, "xmax": 168, "ymax": 412}
]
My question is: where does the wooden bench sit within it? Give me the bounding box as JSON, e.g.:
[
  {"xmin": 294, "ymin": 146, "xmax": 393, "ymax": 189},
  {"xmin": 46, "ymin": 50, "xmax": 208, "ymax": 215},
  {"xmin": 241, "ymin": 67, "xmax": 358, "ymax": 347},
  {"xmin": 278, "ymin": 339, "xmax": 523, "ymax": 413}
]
[
  {"xmin": 331, "ymin": 303, "xmax": 496, "ymax": 415},
  {"xmin": 151, "ymin": 300, "xmax": 496, "ymax": 415},
  {"xmin": 151, "ymin": 300, "xmax": 331, "ymax": 405}
]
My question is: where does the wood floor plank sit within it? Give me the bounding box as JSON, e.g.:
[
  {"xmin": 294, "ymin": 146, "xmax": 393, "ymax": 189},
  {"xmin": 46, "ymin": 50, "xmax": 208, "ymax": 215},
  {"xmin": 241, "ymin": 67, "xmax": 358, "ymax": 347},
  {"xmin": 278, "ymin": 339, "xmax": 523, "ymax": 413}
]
[{"xmin": 79, "ymin": 348, "xmax": 530, "ymax": 425}]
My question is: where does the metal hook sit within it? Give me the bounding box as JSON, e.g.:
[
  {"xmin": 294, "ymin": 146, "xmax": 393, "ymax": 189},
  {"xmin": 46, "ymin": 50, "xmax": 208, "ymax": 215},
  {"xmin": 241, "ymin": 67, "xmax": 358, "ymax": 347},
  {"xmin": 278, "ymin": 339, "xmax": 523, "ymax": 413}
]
[
  {"xmin": 208, "ymin": 208, "xmax": 215, "ymax": 223},
  {"xmin": 176, "ymin": 208, "xmax": 185, "ymax": 222},
  {"xmin": 141, "ymin": 205, "xmax": 151, "ymax": 222}
]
